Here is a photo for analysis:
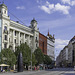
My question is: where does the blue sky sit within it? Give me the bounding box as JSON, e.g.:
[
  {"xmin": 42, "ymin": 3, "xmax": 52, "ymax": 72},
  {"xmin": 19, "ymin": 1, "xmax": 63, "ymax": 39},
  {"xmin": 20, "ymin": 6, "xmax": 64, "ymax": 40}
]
[{"xmin": 1, "ymin": 0, "xmax": 75, "ymax": 58}]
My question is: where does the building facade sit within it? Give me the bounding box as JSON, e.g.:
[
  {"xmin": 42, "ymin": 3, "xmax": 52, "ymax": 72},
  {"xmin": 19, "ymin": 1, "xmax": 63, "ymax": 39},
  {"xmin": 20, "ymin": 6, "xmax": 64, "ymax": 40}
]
[
  {"xmin": 47, "ymin": 31, "xmax": 55, "ymax": 61},
  {"xmin": 56, "ymin": 36, "xmax": 75, "ymax": 67},
  {"xmin": 39, "ymin": 33, "xmax": 47, "ymax": 55},
  {"xmin": 0, "ymin": 3, "xmax": 39, "ymax": 52},
  {"xmin": 62, "ymin": 46, "xmax": 68, "ymax": 67},
  {"xmin": 68, "ymin": 36, "xmax": 75, "ymax": 66}
]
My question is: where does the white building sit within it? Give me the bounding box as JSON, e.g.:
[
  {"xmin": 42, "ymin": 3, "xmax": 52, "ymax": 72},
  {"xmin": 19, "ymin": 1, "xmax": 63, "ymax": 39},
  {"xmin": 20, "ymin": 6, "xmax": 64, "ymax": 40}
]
[
  {"xmin": 47, "ymin": 31, "xmax": 55, "ymax": 61},
  {"xmin": 0, "ymin": 3, "xmax": 39, "ymax": 52}
]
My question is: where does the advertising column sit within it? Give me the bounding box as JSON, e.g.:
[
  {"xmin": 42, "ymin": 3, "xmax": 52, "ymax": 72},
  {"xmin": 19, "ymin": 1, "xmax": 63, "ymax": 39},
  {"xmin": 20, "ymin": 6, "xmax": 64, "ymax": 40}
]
[{"xmin": 0, "ymin": 19, "xmax": 2, "ymax": 52}]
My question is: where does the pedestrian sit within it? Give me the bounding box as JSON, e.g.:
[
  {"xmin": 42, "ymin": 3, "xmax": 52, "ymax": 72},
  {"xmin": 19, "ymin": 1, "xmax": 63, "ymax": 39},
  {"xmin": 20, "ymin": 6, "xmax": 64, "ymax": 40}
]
[{"xmin": 35, "ymin": 66, "xmax": 36, "ymax": 71}]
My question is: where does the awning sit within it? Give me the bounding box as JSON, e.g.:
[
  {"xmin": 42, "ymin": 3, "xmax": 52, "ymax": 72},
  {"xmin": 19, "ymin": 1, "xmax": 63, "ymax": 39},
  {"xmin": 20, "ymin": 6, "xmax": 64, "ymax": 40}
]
[{"xmin": 0, "ymin": 64, "xmax": 9, "ymax": 66}]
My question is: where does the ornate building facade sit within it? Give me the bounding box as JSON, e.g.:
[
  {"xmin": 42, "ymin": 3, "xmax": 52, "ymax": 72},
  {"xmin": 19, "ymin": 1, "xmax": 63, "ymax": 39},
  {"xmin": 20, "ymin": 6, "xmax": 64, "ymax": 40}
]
[{"xmin": 0, "ymin": 3, "xmax": 39, "ymax": 52}]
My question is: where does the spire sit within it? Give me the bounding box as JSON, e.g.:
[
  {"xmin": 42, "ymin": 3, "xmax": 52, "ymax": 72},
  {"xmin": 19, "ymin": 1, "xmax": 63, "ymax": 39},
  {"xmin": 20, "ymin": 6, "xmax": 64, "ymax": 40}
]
[{"xmin": 47, "ymin": 29, "xmax": 49, "ymax": 36}]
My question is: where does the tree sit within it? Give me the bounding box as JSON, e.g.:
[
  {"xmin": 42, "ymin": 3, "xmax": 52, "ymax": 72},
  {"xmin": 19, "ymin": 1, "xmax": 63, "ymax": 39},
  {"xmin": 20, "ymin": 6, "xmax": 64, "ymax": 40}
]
[
  {"xmin": 44, "ymin": 55, "xmax": 52, "ymax": 65},
  {"xmin": 15, "ymin": 43, "xmax": 36, "ymax": 67},
  {"xmin": 34, "ymin": 47, "xmax": 44, "ymax": 65},
  {"xmin": 0, "ymin": 52, "xmax": 3, "ymax": 64},
  {"xmin": 1, "ymin": 48, "xmax": 16, "ymax": 67},
  {"xmin": 32, "ymin": 53, "xmax": 37, "ymax": 66}
]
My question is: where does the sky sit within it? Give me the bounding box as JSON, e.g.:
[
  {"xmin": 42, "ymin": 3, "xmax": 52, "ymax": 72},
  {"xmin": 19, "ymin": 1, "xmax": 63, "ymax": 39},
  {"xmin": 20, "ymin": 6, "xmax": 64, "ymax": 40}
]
[{"xmin": 0, "ymin": 0, "xmax": 75, "ymax": 58}]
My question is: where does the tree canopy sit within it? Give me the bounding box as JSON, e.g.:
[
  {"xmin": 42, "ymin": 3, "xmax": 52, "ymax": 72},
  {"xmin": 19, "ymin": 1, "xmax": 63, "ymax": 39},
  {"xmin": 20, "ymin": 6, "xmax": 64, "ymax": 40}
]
[
  {"xmin": 15, "ymin": 43, "xmax": 36, "ymax": 66},
  {"xmin": 1, "ymin": 48, "xmax": 16, "ymax": 67},
  {"xmin": 34, "ymin": 47, "xmax": 44, "ymax": 65},
  {"xmin": 44, "ymin": 55, "xmax": 52, "ymax": 65}
]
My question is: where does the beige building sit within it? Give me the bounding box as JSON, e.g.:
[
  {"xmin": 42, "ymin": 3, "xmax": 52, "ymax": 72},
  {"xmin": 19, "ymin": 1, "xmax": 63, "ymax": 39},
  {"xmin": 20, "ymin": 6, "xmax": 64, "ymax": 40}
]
[{"xmin": 0, "ymin": 3, "xmax": 39, "ymax": 52}]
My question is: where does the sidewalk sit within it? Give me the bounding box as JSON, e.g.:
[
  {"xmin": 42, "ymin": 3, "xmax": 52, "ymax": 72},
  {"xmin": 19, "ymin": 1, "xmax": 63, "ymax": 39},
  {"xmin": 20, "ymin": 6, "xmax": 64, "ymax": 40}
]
[{"xmin": 0, "ymin": 70, "xmax": 45, "ymax": 75}]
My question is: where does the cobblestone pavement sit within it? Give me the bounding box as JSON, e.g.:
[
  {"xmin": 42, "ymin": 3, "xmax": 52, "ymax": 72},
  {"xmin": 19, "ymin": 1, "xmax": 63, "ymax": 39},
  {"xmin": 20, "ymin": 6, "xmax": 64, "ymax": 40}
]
[{"xmin": 0, "ymin": 68, "xmax": 75, "ymax": 75}]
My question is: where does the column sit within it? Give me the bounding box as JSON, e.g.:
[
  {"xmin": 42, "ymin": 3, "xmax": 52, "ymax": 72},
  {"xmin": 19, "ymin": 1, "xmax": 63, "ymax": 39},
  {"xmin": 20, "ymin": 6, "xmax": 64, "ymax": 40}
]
[
  {"xmin": 29, "ymin": 35, "xmax": 30, "ymax": 47},
  {"xmin": 18, "ymin": 32, "xmax": 20, "ymax": 45},
  {"xmin": 24, "ymin": 33, "xmax": 25, "ymax": 43},
  {"xmin": 13, "ymin": 30, "xmax": 15, "ymax": 52}
]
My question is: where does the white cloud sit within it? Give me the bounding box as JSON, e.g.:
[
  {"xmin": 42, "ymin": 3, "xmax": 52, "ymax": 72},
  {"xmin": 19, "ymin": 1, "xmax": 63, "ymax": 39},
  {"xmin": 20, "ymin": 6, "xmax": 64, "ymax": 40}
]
[
  {"xmin": 55, "ymin": 39, "xmax": 69, "ymax": 58},
  {"xmin": 55, "ymin": 3, "xmax": 70, "ymax": 14},
  {"xmin": 62, "ymin": 0, "xmax": 75, "ymax": 6},
  {"xmin": 38, "ymin": 1, "xmax": 54, "ymax": 14},
  {"xmin": 56, "ymin": 45, "xmax": 66, "ymax": 49},
  {"xmin": 55, "ymin": 39, "xmax": 69, "ymax": 49},
  {"xmin": 16, "ymin": 6, "xmax": 25, "ymax": 10},
  {"xmin": 71, "ymin": 0, "xmax": 75, "ymax": 6},
  {"xmin": 38, "ymin": 1, "xmax": 70, "ymax": 15},
  {"xmin": 62, "ymin": 0, "xmax": 71, "ymax": 4}
]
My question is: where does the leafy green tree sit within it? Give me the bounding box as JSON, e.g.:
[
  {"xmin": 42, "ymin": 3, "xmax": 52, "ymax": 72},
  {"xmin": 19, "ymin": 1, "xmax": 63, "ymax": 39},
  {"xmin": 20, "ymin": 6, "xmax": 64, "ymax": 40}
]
[
  {"xmin": 44, "ymin": 55, "xmax": 52, "ymax": 65},
  {"xmin": 15, "ymin": 43, "xmax": 36, "ymax": 67},
  {"xmin": 1, "ymin": 48, "xmax": 16, "ymax": 67},
  {"xmin": 0, "ymin": 52, "xmax": 3, "ymax": 64},
  {"xmin": 32, "ymin": 53, "xmax": 37, "ymax": 66},
  {"xmin": 34, "ymin": 47, "xmax": 44, "ymax": 65}
]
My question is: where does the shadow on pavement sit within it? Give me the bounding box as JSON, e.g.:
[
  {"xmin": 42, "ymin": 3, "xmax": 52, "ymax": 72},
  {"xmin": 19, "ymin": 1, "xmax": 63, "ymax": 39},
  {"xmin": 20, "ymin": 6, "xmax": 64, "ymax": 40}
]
[
  {"xmin": 64, "ymin": 73, "xmax": 75, "ymax": 75},
  {"xmin": 45, "ymin": 68, "xmax": 74, "ymax": 71}
]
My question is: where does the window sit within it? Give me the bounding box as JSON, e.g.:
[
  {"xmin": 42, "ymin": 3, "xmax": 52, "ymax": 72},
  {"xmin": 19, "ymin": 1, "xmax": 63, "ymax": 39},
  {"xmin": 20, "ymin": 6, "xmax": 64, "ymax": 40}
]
[
  {"xmin": 15, "ymin": 31, "xmax": 16, "ymax": 36},
  {"xmin": 9, "ymin": 38, "xmax": 10, "ymax": 42},
  {"xmin": 36, "ymin": 43, "xmax": 37, "ymax": 47},
  {"xmin": 4, "ymin": 35, "xmax": 7, "ymax": 40},
  {"xmin": 4, "ymin": 26, "xmax": 7, "ymax": 31},
  {"xmin": 14, "ymin": 39, "xmax": 16, "ymax": 44},
  {"xmin": 0, "ymin": 10, "xmax": 1, "ymax": 13},
  {"xmin": 36, "ymin": 37, "xmax": 37, "ymax": 40},
  {"xmin": 20, "ymin": 41, "xmax": 21, "ymax": 44},
  {"xmin": 20, "ymin": 34, "xmax": 21, "ymax": 37},
  {"xmin": 5, "ymin": 10, "xmax": 6, "ymax": 14},
  {"xmin": 4, "ymin": 43, "xmax": 7, "ymax": 48}
]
